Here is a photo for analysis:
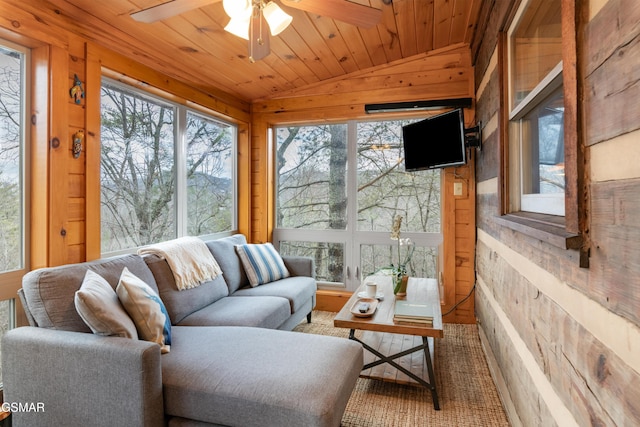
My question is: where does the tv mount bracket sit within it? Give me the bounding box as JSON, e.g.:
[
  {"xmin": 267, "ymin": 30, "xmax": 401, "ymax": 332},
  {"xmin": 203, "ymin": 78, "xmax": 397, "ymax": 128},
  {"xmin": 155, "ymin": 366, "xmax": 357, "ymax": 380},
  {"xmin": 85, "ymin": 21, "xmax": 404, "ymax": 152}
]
[{"xmin": 464, "ymin": 123, "xmax": 482, "ymax": 151}]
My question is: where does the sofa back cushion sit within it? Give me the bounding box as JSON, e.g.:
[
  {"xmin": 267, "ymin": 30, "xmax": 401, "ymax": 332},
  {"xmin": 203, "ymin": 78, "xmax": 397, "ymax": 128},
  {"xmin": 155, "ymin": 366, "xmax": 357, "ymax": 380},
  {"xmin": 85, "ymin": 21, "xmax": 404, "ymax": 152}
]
[
  {"xmin": 21, "ymin": 254, "xmax": 157, "ymax": 332},
  {"xmin": 205, "ymin": 234, "xmax": 250, "ymax": 294},
  {"xmin": 143, "ymin": 254, "xmax": 229, "ymax": 324}
]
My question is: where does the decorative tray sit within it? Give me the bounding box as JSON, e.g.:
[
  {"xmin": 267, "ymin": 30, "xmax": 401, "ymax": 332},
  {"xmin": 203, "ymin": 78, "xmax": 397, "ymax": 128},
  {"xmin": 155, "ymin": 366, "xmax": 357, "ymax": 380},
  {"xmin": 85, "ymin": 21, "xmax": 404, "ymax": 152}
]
[{"xmin": 350, "ymin": 297, "xmax": 379, "ymax": 318}]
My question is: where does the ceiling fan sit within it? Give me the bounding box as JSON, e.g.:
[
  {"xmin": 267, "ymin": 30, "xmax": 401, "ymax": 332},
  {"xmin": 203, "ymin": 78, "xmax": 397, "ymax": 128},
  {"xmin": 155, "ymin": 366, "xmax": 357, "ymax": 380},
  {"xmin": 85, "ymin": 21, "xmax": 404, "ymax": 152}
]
[{"xmin": 131, "ymin": 0, "xmax": 383, "ymax": 62}]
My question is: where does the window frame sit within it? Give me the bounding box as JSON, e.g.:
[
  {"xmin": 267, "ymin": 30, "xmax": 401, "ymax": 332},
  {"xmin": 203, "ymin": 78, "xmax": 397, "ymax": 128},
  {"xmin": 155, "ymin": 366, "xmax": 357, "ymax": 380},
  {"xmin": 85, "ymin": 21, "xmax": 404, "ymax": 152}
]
[
  {"xmin": 498, "ymin": 0, "xmax": 586, "ymax": 264},
  {"xmin": 100, "ymin": 77, "xmax": 238, "ymax": 256},
  {"xmin": 0, "ymin": 38, "xmax": 30, "ymax": 297},
  {"xmin": 506, "ymin": 0, "xmax": 565, "ymax": 216}
]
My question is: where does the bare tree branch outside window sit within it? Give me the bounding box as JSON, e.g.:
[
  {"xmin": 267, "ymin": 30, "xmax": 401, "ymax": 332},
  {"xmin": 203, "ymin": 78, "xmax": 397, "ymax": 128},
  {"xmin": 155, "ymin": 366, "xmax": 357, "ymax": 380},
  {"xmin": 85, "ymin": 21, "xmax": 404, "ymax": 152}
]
[
  {"xmin": 276, "ymin": 120, "xmax": 441, "ymax": 283},
  {"xmin": 0, "ymin": 43, "xmax": 24, "ymax": 385},
  {"xmin": 100, "ymin": 84, "xmax": 234, "ymax": 253},
  {"xmin": 0, "ymin": 48, "xmax": 21, "ymax": 272}
]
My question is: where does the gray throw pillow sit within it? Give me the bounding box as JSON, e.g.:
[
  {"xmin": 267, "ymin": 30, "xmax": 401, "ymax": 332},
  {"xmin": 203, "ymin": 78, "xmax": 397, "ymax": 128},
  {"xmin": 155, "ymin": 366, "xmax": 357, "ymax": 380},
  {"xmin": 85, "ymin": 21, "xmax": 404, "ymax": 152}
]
[{"xmin": 75, "ymin": 270, "xmax": 138, "ymax": 339}]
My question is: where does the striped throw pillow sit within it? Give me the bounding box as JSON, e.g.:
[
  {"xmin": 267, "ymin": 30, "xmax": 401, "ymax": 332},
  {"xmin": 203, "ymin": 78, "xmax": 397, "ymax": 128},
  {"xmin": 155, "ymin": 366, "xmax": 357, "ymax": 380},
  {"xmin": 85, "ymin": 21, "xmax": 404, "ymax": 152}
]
[{"xmin": 235, "ymin": 243, "xmax": 290, "ymax": 287}]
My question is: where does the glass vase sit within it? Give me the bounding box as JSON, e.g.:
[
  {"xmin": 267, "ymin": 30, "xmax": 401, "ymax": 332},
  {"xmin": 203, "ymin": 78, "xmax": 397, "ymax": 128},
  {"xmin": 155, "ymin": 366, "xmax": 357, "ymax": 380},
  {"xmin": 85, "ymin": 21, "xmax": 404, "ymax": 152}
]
[{"xmin": 393, "ymin": 274, "xmax": 408, "ymax": 296}]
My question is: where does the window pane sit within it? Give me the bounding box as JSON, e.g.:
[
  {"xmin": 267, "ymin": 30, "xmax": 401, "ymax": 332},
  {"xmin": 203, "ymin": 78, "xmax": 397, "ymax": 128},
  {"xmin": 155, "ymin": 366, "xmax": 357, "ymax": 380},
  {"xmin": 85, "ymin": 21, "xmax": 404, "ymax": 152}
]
[
  {"xmin": 0, "ymin": 46, "xmax": 23, "ymax": 272},
  {"xmin": 101, "ymin": 85, "xmax": 176, "ymax": 252},
  {"xmin": 275, "ymin": 120, "xmax": 443, "ymax": 290},
  {"xmin": 361, "ymin": 244, "xmax": 438, "ymax": 279},
  {"xmin": 521, "ymin": 87, "xmax": 564, "ymax": 195},
  {"xmin": 0, "ymin": 41, "xmax": 24, "ymax": 386},
  {"xmin": 511, "ymin": 0, "xmax": 562, "ymax": 108},
  {"xmin": 357, "ymin": 120, "xmax": 441, "ymax": 233},
  {"xmin": 186, "ymin": 112, "xmax": 234, "ymax": 235},
  {"xmin": 279, "ymin": 240, "xmax": 344, "ymax": 284},
  {"xmin": 276, "ymin": 124, "xmax": 348, "ymax": 230}
]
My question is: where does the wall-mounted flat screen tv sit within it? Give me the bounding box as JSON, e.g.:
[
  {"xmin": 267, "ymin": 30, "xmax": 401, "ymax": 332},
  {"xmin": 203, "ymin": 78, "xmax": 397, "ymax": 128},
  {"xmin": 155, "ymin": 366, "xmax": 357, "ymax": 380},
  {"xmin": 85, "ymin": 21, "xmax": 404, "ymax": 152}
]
[{"xmin": 402, "ymin": 108, "xmax": 467, "ymax": 171}]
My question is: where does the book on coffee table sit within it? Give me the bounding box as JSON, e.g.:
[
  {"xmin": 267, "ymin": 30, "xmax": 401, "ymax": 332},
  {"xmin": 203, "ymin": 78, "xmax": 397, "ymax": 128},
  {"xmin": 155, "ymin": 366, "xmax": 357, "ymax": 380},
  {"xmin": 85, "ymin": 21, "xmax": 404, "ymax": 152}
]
[
  {"xmin": 393, "ymin": 300, "xmax": 434, "ymax": 325},
  {"xmin": 394, "ymin": 318, "xmax": 433, "ymax": 326}
]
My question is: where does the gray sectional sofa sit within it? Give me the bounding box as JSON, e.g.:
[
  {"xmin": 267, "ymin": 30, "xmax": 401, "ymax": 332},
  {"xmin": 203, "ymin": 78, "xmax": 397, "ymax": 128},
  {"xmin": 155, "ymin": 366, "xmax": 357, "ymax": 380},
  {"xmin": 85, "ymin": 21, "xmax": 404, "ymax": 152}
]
[{"xmin": 2, "ymin": 234, "xmax": 363, "ymax": 427}]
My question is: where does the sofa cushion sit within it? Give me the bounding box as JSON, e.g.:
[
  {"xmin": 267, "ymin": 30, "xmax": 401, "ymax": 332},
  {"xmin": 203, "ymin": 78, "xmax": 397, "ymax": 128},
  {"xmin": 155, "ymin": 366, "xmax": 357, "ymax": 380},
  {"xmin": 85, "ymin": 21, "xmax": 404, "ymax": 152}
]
[
  {"xmin": 21, "ymin": 254, "xmax": 158, "ymax": 332},
  {"xmin": 117, "ymin": 267, "xmax": 172, "ymax": 354},
  {"xmin": 143, "ymin": 254, "xmax": 229, "ymax": 324},
  {"xmin": 74, "ymin": 270, "xmax": 138, "ymax": 339},
  {"xmin": 162, "ymin": 326, "xmax": 363, "ymax": 427},
  {"xmin": 176, "ymin": 296, "xmax": 290, "ymax": 330},
  {"xmin": 205, "ymin": 234, "xmax": 249, "ymax": 293},
  {"xmin": 232, "ymin": 276, "xmax": 316, "ymax": 314},
  {"xmin": 235, "ymin": 243, "xmax": 290, "ymax": 287}
]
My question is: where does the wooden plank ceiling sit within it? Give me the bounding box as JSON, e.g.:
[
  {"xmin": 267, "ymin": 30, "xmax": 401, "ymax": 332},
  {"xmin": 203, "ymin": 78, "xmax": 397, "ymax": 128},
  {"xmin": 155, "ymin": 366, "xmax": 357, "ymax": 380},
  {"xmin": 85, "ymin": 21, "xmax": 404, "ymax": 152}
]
[{"xmin": 29, "ymin": 0, "xmax": 482, "ymax": 103}]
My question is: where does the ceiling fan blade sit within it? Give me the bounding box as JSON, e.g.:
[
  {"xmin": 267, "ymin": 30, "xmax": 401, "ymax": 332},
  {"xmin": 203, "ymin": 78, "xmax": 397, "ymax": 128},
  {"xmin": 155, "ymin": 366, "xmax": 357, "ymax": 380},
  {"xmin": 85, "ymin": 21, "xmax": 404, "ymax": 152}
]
[
  {"xmin": 281, "ymin": 0, "xmax": 382, "ymax": 28},
  {"xmin": 131, "ymin": 0, "xmax": 221, "ymax": 23}
]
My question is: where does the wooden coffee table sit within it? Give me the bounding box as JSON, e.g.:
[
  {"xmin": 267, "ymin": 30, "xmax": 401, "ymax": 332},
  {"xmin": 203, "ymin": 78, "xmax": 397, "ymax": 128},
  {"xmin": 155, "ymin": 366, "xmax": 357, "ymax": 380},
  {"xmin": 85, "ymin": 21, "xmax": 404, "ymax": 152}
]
[{"xmin": 334, "ymin": 276, "xmax": 443, "ymax": 410}]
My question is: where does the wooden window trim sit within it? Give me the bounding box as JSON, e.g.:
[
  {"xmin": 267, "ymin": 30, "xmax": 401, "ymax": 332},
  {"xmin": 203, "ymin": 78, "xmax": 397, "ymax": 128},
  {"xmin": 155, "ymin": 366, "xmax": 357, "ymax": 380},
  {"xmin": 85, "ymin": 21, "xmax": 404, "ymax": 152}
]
[
  {"xmin": 495, "ymin": 212, "xmax": 581, "ymax": 250},
  {"xmin": 498, "ymin": 0, "xmax": 588, "ymax": 267}
]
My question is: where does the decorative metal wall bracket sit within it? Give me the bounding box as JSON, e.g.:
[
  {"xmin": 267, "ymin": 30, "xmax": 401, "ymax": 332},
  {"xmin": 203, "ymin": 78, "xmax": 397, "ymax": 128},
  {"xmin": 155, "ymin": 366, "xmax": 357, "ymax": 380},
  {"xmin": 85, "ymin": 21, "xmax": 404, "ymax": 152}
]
[
  {"xmin": 73, "ymin": 130, "xmax": 84, "ymax": 159},
  {"xmin": 464, "ymin": 123, "xmax": 482, "ymax": 151},
  {"xmin": 69, "ymin": 74, "xmax": 85, "ymax": 104}
]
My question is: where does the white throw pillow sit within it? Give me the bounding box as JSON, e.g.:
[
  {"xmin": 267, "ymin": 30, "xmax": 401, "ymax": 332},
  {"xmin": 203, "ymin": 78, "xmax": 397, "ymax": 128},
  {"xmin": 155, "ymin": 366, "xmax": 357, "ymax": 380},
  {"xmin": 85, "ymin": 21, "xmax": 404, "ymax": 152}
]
[
  {"xmin": 75, "ymin": 270, "xmax": 138, "ymax": 339},
  {"xmin": 235, "ymin": 243, "xmax": 290, "ymax": 287},
  {"xmin": 116, "ymin": 267, "xmax": 172, "ymax": 353}
]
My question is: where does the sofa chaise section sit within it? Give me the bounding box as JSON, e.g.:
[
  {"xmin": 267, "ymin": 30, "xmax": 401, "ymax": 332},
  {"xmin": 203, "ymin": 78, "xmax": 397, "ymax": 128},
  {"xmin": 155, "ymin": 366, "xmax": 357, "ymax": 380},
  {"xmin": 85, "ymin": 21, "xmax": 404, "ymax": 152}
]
[
  {"xmin": 163, "ymin": 326, "xmax": 362, "ymax": 427},
  {"xmin": 2, "ymin": 325, "xmax": 363, "ymax": 427}
]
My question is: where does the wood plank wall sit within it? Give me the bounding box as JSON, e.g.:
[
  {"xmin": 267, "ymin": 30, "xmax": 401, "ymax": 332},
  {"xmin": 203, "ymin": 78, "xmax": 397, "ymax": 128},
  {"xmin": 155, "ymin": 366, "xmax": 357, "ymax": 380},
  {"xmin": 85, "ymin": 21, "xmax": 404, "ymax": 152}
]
[
  {"xmin": 251, "ymin": 44, "xmax": 477, "ymax": 323},
  {"xmin": 472, "ymin": 0, "xmax": 640, "ymax": 425},
  {"xmin": 442, "ymin": 157, "xmax": 476, "ymax": 324}
]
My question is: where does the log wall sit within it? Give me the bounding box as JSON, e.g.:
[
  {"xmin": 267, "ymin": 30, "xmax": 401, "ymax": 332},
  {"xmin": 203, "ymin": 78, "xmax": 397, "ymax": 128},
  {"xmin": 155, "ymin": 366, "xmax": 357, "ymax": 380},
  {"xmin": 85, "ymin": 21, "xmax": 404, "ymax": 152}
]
[{"xmin": 473, "ymin": 0, "xmax": 640, "ymax": 425}]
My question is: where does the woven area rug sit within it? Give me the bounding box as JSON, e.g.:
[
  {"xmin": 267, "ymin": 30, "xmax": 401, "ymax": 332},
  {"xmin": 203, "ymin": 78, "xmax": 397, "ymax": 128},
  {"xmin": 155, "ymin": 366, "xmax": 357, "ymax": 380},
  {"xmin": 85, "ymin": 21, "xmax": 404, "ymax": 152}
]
[{"xmin": 293, "ymin": 311, "xmax": 510, "ymax": 427}]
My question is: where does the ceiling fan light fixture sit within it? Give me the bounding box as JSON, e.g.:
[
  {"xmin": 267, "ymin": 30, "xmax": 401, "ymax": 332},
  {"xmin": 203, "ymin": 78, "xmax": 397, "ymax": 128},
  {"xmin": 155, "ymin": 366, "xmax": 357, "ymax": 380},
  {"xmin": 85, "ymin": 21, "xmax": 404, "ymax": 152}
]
[
  {"xmin": 262, "ymin": 2, "xmax": 293, "ymax": 36},
  {"xmin": 222, "ymin": 0, "xmax": 252, "ymax": 19},
  {"xmin": 224, "ymin": 17, "xmax": 250, "ymax": 40}
]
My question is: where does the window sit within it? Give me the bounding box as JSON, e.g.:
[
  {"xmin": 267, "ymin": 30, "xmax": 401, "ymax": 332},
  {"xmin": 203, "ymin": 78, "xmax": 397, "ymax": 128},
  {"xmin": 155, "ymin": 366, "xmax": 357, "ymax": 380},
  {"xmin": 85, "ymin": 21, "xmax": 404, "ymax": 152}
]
[
  {"xmin": 507, "ymin": 0, "xmax": 565, "ymax": 216},
  {"xmin": 100, "ymin": 79, "xmax": 236, "ymax": 254},
  {"xmin": 0, "ymin": 39, "xmax": 29, "ymax": 385},
  {"xmin": 275, "ymin": 123, "xmax": 348, "ymax": 285},
  {"xmin": 274, "ymin": 119, "xmax": 442, "ymax": 290}
]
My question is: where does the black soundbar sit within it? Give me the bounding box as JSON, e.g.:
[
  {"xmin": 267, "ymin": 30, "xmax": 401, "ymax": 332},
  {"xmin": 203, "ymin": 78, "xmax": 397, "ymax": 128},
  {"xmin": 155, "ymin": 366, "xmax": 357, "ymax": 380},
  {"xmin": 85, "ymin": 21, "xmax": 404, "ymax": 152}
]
[{"xmin": 364, "ymin": 97, "xmax": 473, "ymax": 113}]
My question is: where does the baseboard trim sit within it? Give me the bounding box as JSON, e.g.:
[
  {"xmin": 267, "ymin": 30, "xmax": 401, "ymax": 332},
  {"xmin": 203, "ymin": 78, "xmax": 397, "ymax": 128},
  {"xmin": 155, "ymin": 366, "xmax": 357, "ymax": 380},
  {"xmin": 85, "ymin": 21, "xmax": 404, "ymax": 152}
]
[{"xmin": 316, "ymin": 289, "xmax": 352, "ymax": 312}]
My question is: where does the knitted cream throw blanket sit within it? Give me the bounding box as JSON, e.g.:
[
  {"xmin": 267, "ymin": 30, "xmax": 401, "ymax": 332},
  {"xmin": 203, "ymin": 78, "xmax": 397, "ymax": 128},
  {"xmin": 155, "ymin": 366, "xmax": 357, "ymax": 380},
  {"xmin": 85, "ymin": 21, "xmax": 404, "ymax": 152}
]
[{"xmin": 138, "ymin": 236, "xmax": 222, "ymax": 291}]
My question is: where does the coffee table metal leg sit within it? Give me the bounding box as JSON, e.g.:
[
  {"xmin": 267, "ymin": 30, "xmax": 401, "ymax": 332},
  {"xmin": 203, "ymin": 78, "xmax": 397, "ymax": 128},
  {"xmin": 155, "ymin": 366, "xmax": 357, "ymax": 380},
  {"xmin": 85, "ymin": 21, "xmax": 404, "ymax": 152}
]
[
  {"xmin": 348, "ymin": 329, "xmax": 440, "ymax": 410},
  {"xmin": 423, "ymin": 337, "xmax": 440, "ymax": 410}
]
